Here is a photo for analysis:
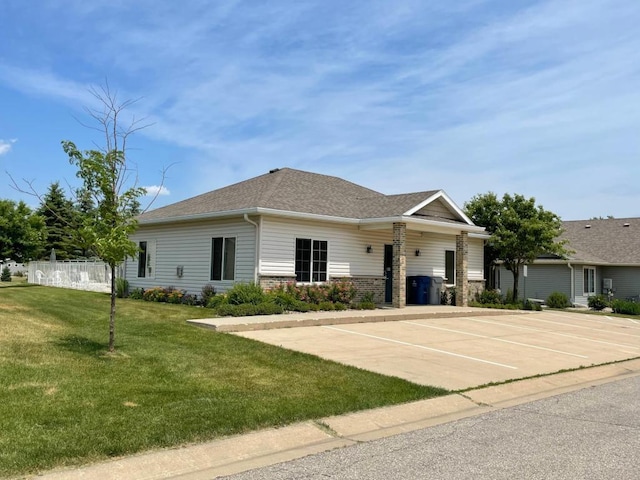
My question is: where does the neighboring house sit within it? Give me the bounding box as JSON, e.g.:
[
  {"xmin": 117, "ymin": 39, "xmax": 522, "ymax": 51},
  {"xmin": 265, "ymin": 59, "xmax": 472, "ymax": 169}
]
[
  {"xmin": 496, "ymin": 218, "xmax": 640, "ymax": 305},
  {"xmin": 126, "ymin": 168, "xmax": 488, "ymax": 307}
]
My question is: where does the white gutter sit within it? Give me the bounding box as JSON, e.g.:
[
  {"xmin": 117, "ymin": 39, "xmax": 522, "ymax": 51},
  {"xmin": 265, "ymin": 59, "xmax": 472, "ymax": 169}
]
[
  {"xmin": 567, "ymin": 262, "xmax": 575, "ymax": 304},
  {"xmin": 243, "ymin": 213, "xmax": 259, "ymax": 283},
  {"xmin": 140, "ymin": 209, "xmax": 485, "ymax": 234}
]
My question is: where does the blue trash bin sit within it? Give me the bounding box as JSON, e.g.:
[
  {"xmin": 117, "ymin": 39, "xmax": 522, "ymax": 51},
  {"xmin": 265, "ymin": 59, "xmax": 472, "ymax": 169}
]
[{"xmin": 414, "ymin": 276, "xmax": 431, "ymax": 304}]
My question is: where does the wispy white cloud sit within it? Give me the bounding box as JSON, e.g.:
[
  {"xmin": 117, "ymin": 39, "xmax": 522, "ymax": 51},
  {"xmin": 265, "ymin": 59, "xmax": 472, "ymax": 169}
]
[
  {"xmin": 0, "ymin": 139, "xmax": 17, "ymax": 156},
  {"xmin": 0, "ymin": 0, "xmax": 639, "ymax": 218},
  {"xmin": 142, "ymin": 185, "xmax": 170, "ymax": 197}
]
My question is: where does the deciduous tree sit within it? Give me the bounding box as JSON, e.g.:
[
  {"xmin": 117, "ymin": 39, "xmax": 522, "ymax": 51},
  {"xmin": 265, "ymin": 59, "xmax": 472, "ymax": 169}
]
[
  {"xmin": 465, "ymin": 192, "xmax": 568, "ymax": 302},
  {"xmin": 0, "ymin": 199, "xmax": 46, "ymax": 262}
]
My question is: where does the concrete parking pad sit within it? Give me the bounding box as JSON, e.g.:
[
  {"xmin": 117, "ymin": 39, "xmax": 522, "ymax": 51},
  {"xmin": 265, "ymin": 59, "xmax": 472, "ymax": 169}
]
[{"xmin": 236, "ymin": 311, "xmax": 640, "ymax": 390}]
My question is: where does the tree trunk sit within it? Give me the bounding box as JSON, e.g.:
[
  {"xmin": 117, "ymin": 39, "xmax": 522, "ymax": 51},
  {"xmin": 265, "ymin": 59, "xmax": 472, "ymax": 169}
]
[
  {"xmin": 511, "ymin": 266, "xmax": 520, "ymax": 303},
  {"xmin": 108, "ymin": 264, "xmax": 116, "ymax": 352}
]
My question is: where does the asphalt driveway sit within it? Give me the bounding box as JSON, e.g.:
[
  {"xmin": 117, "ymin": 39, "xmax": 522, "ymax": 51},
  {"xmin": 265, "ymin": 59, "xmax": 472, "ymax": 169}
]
[{"xmin": 236, "ymin": 311, "xmax": 640, "ymax": 390}]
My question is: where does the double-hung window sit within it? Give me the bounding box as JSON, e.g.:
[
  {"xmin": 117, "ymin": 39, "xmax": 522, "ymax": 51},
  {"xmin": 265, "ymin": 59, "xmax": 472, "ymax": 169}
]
[
  {"xmin": 211, "ymin": 237, "xmax": 236, "ymax": 281},
  {"xmin": 583, "ymin": 267, "xmax": 596, "ymax": 295},
  {"xmin": 295, "ymin": 238, "xmax": 327, "ymax": 282}
]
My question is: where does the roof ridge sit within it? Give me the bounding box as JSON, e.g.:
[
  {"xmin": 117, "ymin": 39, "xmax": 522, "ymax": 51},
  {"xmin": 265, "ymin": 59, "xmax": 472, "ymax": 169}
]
[{"xmin": 259, "ymin": 168, "xmax": 287, "ymax": 206}]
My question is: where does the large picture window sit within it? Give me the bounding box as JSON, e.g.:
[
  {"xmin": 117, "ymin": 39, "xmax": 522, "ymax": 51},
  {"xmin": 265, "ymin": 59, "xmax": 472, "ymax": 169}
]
[
  {"xmin": 445, "ymin": 250, "xmax": 455, "ymax": 284},
  {"xmin": 295, "ymin": 238, "xmax": 327, "ymax": 282},
  {"xmin": 138, "ymin": 241, "xmax": 147, "ymax": 278},
  {"xmin": 211, "ymin": 237, "xmax": 236, "ymax": 281},
  {"xmin": 583, "ymin": 266, "xmax": 596, "ymax": 295}
]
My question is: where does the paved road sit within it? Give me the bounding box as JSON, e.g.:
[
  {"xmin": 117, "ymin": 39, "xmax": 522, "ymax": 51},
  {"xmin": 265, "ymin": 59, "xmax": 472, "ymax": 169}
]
[{"xmin": 221, "ymin": 376, "xmax": 640, "ymax": 479}]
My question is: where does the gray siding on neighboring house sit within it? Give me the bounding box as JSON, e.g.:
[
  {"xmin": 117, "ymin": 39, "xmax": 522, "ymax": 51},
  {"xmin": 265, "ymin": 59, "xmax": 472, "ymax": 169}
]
[
  {"xmin": 127, "ymin": 218, "xmax": 256, "ymax": 294},
  {"xmin": 497, "ymin": 264, "xmax": 571, "ymax": 301},
  {"xmin": 601, "ymin": 266, "xmax": 640, "ymax": 300}
]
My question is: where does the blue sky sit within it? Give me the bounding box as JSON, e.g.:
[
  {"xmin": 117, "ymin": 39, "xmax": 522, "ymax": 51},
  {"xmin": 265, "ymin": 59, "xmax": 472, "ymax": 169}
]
[{"xmin": 1, "ymin": 0, "xmax": 638, "ymax": 220}]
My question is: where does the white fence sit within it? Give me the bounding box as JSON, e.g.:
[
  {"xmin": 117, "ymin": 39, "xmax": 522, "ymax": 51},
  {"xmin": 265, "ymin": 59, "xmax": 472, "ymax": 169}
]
[{"xmin": 28, "ymin": 261, "xmax": 115, "ymax": 293}]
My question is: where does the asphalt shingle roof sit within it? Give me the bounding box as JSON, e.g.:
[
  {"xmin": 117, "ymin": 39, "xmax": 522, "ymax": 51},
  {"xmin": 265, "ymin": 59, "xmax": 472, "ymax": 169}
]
[
  {"xmin": 560, "ymin": 218, "xmax": 640, "ymax": 265},
  {"xmin": 139, "ymin": 168, "xmax": 451, "ymax": 222}
]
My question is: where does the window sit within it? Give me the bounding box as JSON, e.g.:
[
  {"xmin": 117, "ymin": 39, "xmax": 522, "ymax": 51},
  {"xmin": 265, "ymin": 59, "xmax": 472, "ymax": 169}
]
[
  {"xmin": 138, "ymin": 241, "xmax": 147, "ymax": 278},
  {"xmin": 211, "ymin": 237, "xmax": 236, "ymax": 281},
  {"xmin": 445, "ymin": 250, "xmax": 455, "ymax": 284},
  {"xmin": 295, "ymin": 238, "xmax": 327, "ymax": 282},
  {"xmin": 583, "ymin": 267, "xmax": 596, "ymax": 295}
]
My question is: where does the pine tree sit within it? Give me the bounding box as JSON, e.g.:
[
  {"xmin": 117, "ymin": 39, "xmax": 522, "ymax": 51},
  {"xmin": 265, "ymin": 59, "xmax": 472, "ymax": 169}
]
[{"xmin": 37, "ymin": 182, "xmax": 77, "ymax": 259}]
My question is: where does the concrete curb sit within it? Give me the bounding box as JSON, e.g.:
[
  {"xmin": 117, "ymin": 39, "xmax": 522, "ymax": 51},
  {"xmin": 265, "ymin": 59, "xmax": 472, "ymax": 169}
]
[
  {"xmin": 35, "ymin": 359, "xmax": 640, "ymax": 480},
  {"xmin": 188, "ymin": 308, "xmax": 520, "ymax": 333}
]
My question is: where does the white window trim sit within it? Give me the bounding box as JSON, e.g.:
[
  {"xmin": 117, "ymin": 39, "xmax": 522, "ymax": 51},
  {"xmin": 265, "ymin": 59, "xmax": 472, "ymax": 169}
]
[
  {"xmin": 210, "ymin": 236, "xmax": 237, "ymax": 282},
  {"xmin": 583, "ymin": 266, "xmax": 596, "ymax": 295},
  {"xmin": 295, "ymin": 238, "xmax": 329, "ymax": 283}
]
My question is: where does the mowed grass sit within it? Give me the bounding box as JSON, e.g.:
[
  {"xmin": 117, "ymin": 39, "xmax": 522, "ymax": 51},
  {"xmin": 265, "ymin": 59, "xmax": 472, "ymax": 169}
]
[{"xmin": 0, "ymin": 284, "xmax": 447, "ymax": 477}]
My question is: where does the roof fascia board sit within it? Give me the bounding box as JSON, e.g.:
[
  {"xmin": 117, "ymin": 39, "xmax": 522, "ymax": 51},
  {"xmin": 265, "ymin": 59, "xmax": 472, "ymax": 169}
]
[{"xmin": 403, "ymin": 190, "xmax": 475, "ymax": 226}]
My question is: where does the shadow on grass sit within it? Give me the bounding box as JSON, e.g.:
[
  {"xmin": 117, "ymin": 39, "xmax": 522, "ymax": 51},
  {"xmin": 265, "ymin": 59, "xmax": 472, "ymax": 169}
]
[
  {"xmin": 54, "ymin": 335, "xmax": 108, "ymax": 356},
  {"xmin": 0, "ymin": 282, "xmax": 39, "ymax": 289}
]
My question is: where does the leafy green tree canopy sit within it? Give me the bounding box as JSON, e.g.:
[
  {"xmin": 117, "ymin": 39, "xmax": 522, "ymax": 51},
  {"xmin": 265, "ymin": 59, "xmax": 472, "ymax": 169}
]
[
  {"xmin": 465, "ymin": 192, "xmax": 568, "ymax": 301},
  {"xmin": 0, "ymin": 199, "xmax": 47, "ymax": 262}
]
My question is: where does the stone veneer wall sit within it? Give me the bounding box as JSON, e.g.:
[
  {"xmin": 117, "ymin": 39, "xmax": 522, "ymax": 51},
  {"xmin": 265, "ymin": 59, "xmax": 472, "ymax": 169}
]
[
  {"xmin": 392, "ymin": 222, "xmax": 407, "ymax": 308},
  {"xmin": 258, "ymin": 275, "xmax": 296, "ymax": 290},
  {"xmin": 468, "ymin": 280, "xmax": 485, "ymax": 301},
  {"xmin": 331, "ymin": 276, "xmax": 386, "ymax": 303},
  {"xmin": 455, "ymin": 232, "xmax": 469, "ymax": 306}
]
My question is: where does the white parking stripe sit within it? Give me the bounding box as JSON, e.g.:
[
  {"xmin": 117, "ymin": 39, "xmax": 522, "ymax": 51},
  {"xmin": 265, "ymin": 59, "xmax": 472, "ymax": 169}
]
[
  {"xmin": 526, "ymin": 314, "xmax": 640, "ymax": 338},
  {"xmin": 401, "ymin": 321, "xmax": 589, "ymax": 359},
  {"xmin": 322, "ymin": 325, "xmax": 518, "ymax": 370},
  {"xmin": 466, "ymin": 317, "xmax": 640, "ymax": 353}
]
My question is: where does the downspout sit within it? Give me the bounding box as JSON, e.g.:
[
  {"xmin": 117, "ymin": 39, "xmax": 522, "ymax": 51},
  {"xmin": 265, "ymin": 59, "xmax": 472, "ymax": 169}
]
[
  {"xmin": 567, "ymin": 262, "xmax": 574, "ymax": 305},
  {"xmin": 243, "ymin": 213, "xmax": 259, "ymax": 283}
]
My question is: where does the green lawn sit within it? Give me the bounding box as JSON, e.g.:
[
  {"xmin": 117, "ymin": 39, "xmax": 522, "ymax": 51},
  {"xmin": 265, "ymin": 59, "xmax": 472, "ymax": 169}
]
[{"xmin": 0, "ymin": 284, "xmax": 447, "ymax": 477}]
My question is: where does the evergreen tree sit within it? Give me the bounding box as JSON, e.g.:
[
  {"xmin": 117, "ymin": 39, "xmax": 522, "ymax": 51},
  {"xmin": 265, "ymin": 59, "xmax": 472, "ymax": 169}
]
[{"xmin": 37, "ymin": 182, "xmax": 77, "ymax": 259}]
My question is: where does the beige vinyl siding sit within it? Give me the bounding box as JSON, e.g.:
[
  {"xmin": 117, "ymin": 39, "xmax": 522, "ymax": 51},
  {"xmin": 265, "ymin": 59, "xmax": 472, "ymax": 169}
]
[
  {"xmin": 259, "ymin": 219, "xmax": 481, "ymax": 283},
  {"xmin": 600, "ymin": 266, "xmax": 640, "ymax": 300},
  {"xmin": 413, "ymin": 198, "xmax": 457, "ymax": 220},
  {"xmin": 260, "ymin": 217, "xmax": 390, "ymax": 278},
  {"xmin": 126, "ymin": 219, "xmax": 256, "ymax": 294},
  {"xmin": 411, "ymin": 233, "xmax": 484, "ymax": 282}
]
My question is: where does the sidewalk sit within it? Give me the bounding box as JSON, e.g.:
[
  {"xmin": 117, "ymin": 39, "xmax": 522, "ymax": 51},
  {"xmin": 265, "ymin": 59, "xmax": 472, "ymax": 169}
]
[
  {"xmin": 36, "ymin": 359, "xmax": 640, "ymax": 480},
  {"xmin": 188, "ymin": 305, "xmax": 519, "ymax": 332}
]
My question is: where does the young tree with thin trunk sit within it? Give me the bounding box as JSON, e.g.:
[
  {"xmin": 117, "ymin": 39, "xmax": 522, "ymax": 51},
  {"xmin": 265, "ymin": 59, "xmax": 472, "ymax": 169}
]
[
  {"xmin": 62, "ymin": 84, "xmax": 164, "ymax": 352},
  {"xmin": 465, "ymin": 192, "xmax": 569, "ymax": 302}
]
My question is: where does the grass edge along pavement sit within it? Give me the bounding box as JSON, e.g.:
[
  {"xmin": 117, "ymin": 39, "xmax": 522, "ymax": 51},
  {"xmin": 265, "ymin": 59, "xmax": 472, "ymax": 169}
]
[{"xmin": 0, "ymin": 284, "xmax": 447, "ymax": 478}]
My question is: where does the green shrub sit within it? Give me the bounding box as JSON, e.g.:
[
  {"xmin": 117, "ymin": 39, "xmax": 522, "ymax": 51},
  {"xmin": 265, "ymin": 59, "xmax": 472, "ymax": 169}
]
[
  {"xmin": 441, "ymin": 287, "xmax": 456, "ymax": 305},
  {"xmin": 328, "ymin": 280, "xmax": 356, "ymax": 304},
  {"xmin": 200, "ymin": 284, "xmax": 216, "ymax": 306},
  {"xmin": 143, "ymin": 287, "xmax": 168, "ymax": 302},
  {"xmin": 254, "ymin": 302, "xmax": 284, "ymax": 315},
  {"xmin": 587, "ymin": 294, "xmax": 609, "ymax": 311},
  {"xmin": 207, "ymin": 294, "xmax": 228, "ymax": 309},
  {"xmin": 356, "ymin": 301, "xmax": 377, "ymax": 310},
  {"xmin": 267, "ymin": 290, "xmax": 299, "ymax": 311},
  {"xmin": 13, "ymin": 270, "xmax": 25, "ymax": 278},
  {"xmin": 227, "ymin": 283, "xmax": 266, "ymax": 305},
  {"xmin": 546, "ymin": 292, "xmax": 570, "ymax": 309},
  {"xmin": 115, "ymin": 278, "xmax": 129, "ymax": 298},
  {"xmin": 1, "ymin": 266, "xmax": 11, "ymax": 282},
  {"xmin": 166, "ymin": 289, "xmax": 185, "ymax": 304},
  {"xmin": 523, "ymin": 299, "xmax": 542, "ymax": 311},
  {"xmin": 318, "ymin": 301, "xmax": 335, "ymax": 311},
  {"xmin": 611, "ymin": 299, "xmax": 640, "ymax": 315},
  {"xmin": 292, "ymin": 301, "xmax": 311, "ymax": 312},
  {"xmin": 360, "ymin": 291, "xmax": 376, "ymax": 304},
  {"xmin": 469, "ymin": 301, "xmax": 521, "ymax": 310},
  {"xmin": 129, "ymin": 288, "xmax": 144, "ymax": 300},
  {"xmin": 475, "ymin": 289, "xmax": 502, "ymax": 305},
  {"xmin": 333, "ymin": 302, "xmax": 347, "ymax": 311}
]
